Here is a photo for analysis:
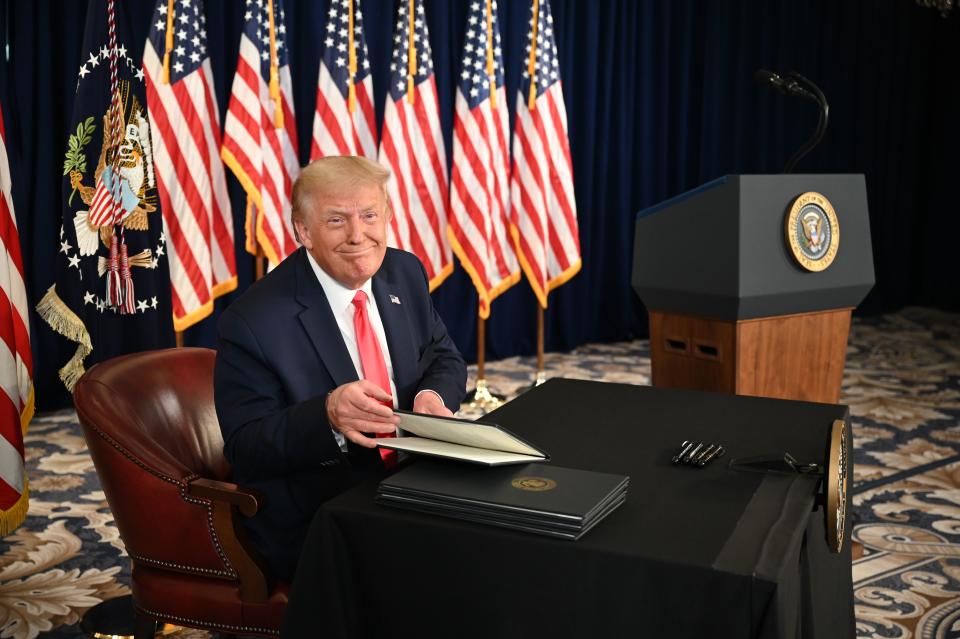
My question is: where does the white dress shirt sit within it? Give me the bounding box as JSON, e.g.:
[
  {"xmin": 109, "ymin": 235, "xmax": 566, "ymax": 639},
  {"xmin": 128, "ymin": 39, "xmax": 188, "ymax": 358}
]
[
  {"xmin": 306, "ymin": 251, "xmax": 398, "ymax": 407},
  {"xmin": 306, "ymin": 252, "xmax": 444, "ymax": 450}
]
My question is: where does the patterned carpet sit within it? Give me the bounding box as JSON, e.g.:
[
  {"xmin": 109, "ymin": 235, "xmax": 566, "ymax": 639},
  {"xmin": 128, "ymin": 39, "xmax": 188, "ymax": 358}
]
[{"xmin": 1, "ymin": 307, "xmax": 958, "ymax": 638}]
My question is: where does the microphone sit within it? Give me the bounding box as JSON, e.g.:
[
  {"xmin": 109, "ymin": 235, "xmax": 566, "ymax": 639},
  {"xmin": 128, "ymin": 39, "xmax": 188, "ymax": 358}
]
[{"xmin": 754, "ymin": 69, "xmax": 815, "ymax": 100}]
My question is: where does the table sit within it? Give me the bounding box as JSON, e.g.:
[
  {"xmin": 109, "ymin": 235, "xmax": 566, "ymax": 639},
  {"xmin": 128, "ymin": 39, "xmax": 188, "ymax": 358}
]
[{"xmin": 282, "ymin": 379, "xmax": 853, "ymax": 639}]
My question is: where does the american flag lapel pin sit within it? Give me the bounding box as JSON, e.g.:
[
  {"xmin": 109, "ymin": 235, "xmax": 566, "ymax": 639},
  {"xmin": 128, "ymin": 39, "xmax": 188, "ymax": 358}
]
[{"xmin": 390, "ymin": 295, "xmax": 401, "ymax": 305}]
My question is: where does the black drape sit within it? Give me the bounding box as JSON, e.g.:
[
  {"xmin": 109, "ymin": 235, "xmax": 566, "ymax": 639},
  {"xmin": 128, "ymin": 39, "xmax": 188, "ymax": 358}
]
[{"xmin": 9, "ymin": 1, "xmax": 960, "ymax": 410}]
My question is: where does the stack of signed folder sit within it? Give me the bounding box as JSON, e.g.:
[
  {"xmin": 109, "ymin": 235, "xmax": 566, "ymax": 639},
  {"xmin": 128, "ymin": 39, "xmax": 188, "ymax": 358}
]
[{"xmin": 375, "ymin": 412, "xmax": 629, "ymax": 540}]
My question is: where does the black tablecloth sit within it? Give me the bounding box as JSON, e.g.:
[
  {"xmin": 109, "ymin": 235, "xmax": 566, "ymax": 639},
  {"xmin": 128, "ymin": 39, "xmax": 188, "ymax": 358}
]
[{"xmin": 282, "ymin": 379, "xmax": 853, "ymax": 639}]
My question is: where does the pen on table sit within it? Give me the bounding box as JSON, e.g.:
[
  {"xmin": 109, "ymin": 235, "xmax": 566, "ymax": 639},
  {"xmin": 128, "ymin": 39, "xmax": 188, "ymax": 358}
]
[
  {"xmin": 682, "ymin": 441, "xmax": 705, "ymax": 464},
  {"xmin": 672, "ymin": 441, "xmax": 695, "ymax": 464},
  {"xmin": 693, "ymin": 443, "xmax": 716, "ymax": 464},
  {"xmin": 697, "ymin": 445, "xmax": 726, "ymax": 467}
]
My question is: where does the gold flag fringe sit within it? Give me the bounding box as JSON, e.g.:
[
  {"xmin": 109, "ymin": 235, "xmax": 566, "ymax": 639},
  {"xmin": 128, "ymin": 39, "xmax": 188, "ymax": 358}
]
[
  {"xmin": 35, "ymin": 285, "xmax": 93, "ymax": 391},
  {"xmin": 0, "ymin": 483, "xmax": 29, "ymax": 536}
]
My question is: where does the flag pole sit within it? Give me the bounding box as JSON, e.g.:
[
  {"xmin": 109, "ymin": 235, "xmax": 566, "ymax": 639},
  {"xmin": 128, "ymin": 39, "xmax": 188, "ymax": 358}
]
[
  {"xmin": 535, "ymin": 304, "xmax": 546, "ymax": 385},
  {"xmin": 255, "ymin": 246, "xmax": 265, "ymax": 281},
  {"xmin": 466, "ymin": 314, "xmax": 505, "ymax": 410},
  {"xmin": 175, "ymin": 331, "xmax": 184, "ymax": 348},
  {"xmin": 518, "ymin": 303, "xmax": 547, "ymax": 394}
]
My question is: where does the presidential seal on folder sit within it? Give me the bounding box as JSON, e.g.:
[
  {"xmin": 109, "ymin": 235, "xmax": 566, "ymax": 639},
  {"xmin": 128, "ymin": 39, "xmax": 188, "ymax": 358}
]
[
  {"xmin": 378, "ymin": 410, "xmax": 549, "ymax": 466},
  {"xmin": 376, "ymin": 461, "xmax": 629, "ymax": 540}
]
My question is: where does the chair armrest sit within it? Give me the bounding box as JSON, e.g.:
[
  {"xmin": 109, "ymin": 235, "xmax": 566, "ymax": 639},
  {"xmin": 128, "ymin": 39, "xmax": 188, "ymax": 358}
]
[
  {"xmin": 186, "ymin": 476, "xmax": 271, "ymax": 603},
  {"xmin": 187, "ymin": 477, "xmax": 262, "ymax": 517}
]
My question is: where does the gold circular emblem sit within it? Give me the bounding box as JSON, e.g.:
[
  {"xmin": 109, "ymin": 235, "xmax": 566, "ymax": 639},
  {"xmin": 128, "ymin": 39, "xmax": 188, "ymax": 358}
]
[
  {"xmin": 511, "ymin": 477, "xmax": 557, "ymax": 492},
  {"xmin": 825, "ymin": 419, "xmax": 848, "ymax": 553},
  {"xmin": 785, "ymin": 191, "xmax": 839, "ymax": 272}
]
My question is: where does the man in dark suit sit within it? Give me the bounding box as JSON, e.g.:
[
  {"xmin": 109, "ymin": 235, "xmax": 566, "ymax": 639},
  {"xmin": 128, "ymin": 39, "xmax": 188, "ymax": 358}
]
[{"xmin": 214, "ymin": 156, "xmax": 466, "ymax": 581}]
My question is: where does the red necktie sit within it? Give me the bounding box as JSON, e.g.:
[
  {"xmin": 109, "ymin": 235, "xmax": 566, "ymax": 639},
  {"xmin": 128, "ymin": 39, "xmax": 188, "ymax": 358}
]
[{"xmin": 352, "ymin": 291, "xmax": 397, "ymax": 467}]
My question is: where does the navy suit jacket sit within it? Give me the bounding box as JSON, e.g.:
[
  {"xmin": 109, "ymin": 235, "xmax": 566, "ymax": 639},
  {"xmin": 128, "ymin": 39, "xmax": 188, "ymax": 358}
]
[{"xmin": 214, "ymin": 247, "xmax": 466, "ymax": 580}]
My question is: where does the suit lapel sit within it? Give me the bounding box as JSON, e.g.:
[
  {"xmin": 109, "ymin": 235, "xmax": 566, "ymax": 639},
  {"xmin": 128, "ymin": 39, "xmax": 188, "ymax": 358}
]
[
  {"xmin": 372, "ymin": 257, "xmax": 416, "ymax": 393},
  {"xmin": 294, "ymin": 249, "xmax": 358, "ymax": 388}
]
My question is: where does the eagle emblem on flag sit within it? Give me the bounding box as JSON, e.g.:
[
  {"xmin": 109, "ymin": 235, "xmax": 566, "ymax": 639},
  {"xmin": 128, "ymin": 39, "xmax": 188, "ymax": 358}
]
[
  {"xmin": 37, "ymin": 13, "xmax": 174, "ymax": 391},
  {"xmin": 66, "ymin": 80, "xmax": 158, "ymax": 260}
]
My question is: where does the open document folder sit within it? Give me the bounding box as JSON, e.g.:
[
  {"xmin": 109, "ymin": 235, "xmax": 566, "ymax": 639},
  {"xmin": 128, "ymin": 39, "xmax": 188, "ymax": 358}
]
[{"xmin": 377, "ymin": 411, "xmax": 549, "ymax": 466}]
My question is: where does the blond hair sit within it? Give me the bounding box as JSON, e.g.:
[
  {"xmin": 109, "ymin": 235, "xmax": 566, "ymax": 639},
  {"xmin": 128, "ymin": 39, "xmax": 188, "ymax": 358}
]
[{"xmin": 291, "ymin": 156, "xmax": 391, "ymax": 224}]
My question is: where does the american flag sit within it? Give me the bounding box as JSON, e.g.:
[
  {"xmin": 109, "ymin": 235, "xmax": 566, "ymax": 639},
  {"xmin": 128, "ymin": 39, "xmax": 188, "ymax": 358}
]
[
  {"xmin": 311, "ymin": 0, "xmax": 377, "ymax": 160},
  {"xmin": 448, "ymin": 0, "xmax": 519, "ymax": 319},
  {"xmin": 221, "ymin": 0, "xmax": 299, "ymax": 267},
  {"xmin": 0, "ymin": 107, "xmax": 33, "ymax": 534},
  {"xmin": 144, "ymin": 0, "xmax": 237, "ymax": 331},
  {"xmin": 379, "ymin": 0, "xmax": 452, "ymax": 291},
  {"xmin": 509, "ymin": 0, "xmax": 580, "ymax": 308}
]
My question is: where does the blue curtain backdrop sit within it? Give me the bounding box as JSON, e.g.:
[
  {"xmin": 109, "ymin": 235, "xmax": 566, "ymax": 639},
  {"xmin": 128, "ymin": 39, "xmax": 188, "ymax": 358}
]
[{"xmin": 7, "ymin": 1, "xmax": 959, "ymax": 410}]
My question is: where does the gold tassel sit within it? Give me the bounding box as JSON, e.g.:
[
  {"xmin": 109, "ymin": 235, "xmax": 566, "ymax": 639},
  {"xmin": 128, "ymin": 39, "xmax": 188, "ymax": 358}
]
[
  {"xmin": 267, "ymin": 0, "xmax": 284, "ymax": 128},
  {"xmin": 407, "ymin": 0, "xmax": 417, "ymax": 104},
  {"xmin": 347, "ymin": 0, "xmax": 357, "ymax": 112},
  {"xmin": 485, "ymin": 0, "xmax": 497, "ymax": 109},
  {"xmin": 527, "ymin": 0, "xmax": 540, "ymax": 110},
  {"xmin": 162, "ymin": 0, "xmax": 175, "ymax": 84}
]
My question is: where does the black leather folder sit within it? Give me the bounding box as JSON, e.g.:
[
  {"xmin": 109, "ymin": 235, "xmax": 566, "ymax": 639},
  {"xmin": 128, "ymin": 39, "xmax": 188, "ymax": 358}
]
[{"xmin": 376, "ymin": 461, "xmax": 629, "ymax": 539}]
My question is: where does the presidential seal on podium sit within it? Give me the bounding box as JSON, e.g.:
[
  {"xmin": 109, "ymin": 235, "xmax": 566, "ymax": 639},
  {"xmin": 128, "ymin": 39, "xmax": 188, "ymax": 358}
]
[{"xmin": 785, "ymin": 191, "xmax": 840, "ymax": 272}]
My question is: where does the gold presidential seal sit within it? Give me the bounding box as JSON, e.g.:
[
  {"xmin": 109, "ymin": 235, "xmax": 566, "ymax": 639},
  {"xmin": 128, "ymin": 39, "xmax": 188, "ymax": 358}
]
[
  {"xmin": 511, "ymin": 477, "xmax": 557, "ymax": 492},
  {"xmin": 785, "ymin": 192, "xmax": 839, "ymax": 272},
  {"xmin": 825, "ymin": 419, "xmax": 848, "ymax": 553}
]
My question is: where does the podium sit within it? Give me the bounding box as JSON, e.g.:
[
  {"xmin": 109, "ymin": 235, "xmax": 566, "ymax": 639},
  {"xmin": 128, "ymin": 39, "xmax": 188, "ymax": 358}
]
[{"xmin": 632, "ymin": 174, "xmax": 874, "ymax": 403}]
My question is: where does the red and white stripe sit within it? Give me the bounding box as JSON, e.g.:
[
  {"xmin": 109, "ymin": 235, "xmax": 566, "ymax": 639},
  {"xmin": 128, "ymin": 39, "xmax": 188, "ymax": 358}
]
[
  {"xmin": 221, "ymin": 28, "xmax": 299, "ymax": 267},
  {"xmin": 87, "ymin": 174, "xmax": 115, "ymax": 227},
  {"xmin": 509, "ymin": 86, "xmax": 579, "ymax": 309},
  {"xmin": 378, "ymin": 0, "xmax": 451, "ymax": 291},
  {"xmin": 0, "ymin": 108, "xmax": 32, "ymax": 533},
  {"xmin": 144, "ymin": 43, "xmax": 237, "ymax": 331},
  {"xmin": 311, "ymin": 63, "xmax": 377, "ymax": 160},
  {"xmin": 448, "ymin": 84, "xmax": 519, "ymax": 319}
]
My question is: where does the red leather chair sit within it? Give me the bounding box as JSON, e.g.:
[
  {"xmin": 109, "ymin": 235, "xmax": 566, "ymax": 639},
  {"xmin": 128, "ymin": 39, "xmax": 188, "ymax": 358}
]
[{"xmin": 73, "ymin": 347, "xmax": 288, "ymax": 638}]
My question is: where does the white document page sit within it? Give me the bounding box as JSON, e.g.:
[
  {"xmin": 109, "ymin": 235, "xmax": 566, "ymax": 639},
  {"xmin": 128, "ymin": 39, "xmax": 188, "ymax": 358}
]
[
  {"xmin": 396, "ymin": 412, "xmax": 544, "ymax": 457},
  {"xmin": 378, "ymin": 437, "xmax": 544, "ymax": 465}
]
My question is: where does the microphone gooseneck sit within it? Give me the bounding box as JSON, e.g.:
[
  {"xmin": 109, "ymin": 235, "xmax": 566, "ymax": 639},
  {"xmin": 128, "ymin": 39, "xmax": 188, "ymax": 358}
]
[{"xmin": 755, "ymin": 68, "xmax": 829, "ymax": 173}]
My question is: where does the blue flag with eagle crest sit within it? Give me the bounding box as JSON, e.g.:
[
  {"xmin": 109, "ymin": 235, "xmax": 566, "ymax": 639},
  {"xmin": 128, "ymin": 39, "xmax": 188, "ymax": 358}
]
[{"xmin": 36, "ymin": 0, "xmax": 173, "ymax": 391}]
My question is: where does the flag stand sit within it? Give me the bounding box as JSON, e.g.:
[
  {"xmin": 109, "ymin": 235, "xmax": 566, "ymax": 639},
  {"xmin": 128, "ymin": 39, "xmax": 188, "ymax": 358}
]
[
  {"xmin": 465, "ymin": 316, "xmax": 506, "ymax": 410},
  {"xmin": 519, "ymin": 305, "xmax": 547, "ymax": 394},
  {"xmin": 534, "ymin": 305, "xmax": 547, "ymax": 385}
]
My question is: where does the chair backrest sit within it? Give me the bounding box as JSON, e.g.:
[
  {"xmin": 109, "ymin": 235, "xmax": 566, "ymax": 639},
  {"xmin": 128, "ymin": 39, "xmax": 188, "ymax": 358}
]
[{"xmin": 74, "ymin": 347, "xmax": 237, "ymax": 579}]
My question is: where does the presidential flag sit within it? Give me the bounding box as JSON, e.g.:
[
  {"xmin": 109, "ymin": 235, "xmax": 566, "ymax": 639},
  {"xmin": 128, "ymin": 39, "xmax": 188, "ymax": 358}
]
[
  {"xmin": 311, "ymin": 0, "xmax": 377, "ymax": 160},
  {"xmin": 221, "ymin": 0, "xmax": 299, "ymax": 267},
  {"xmin": 448, "ymin": 0, "xmax": 519, "ymax": 319},
  {"xmin": 144, "ymin": 0, "xmax": 237, "ymax": 332},
  {"xmin": 509, "ymin": 0, "xmax": 580, "ymax": 308},
  {"xmin": 36, "ymin": 0, "xmax": 174, "ymax": 390},
  {"xmin": 379, "ymin": 0, "xmax": 452, "ymax": 291},
  {"xmin": 0, "ymin": 106, "xmax": 32, "ymax": 534}
]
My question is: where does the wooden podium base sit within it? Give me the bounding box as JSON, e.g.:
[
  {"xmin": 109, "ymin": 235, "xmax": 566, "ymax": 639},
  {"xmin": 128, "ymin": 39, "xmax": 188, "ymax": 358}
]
[{"xmin": 648, "ymin": 308, "xmax": 852, "ymax": 404}]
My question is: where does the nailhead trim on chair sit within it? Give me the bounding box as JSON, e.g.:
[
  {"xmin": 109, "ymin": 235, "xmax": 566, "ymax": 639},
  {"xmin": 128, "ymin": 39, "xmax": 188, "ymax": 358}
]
[
  {"xmin": 135, "ymin": 603, "xmax": 280, "ymax": 637},
  {"xmin": 130, "ymin": 553, "xmax": 234, "ymax": 577},
  {"xmin": 179, "ymin": 472, "xmax": 237, "ymax": 578},
  {"xmin": 79, "ymin": 398, "xmax": 237, "ymax": 579}
]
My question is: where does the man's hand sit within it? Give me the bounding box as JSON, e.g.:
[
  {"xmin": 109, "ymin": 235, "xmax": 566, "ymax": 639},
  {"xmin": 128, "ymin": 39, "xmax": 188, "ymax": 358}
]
[
  {"xmin": 326, "ymin": 380, "xmax": 400, "ymax": 448},
  {"xmin": 413, "ymin": 390, "xmax": 454, "ymax": 417}
]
